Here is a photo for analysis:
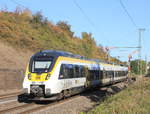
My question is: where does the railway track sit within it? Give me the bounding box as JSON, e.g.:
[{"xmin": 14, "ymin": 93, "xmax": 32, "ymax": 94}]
[
  {"xmin": 0, "ymin": 91, "xmax": 22, "ymax": 99},
  {"xmin": 0, "ymin": 81, "xmax": 131, "ymax": 114},
  {"xmin": 0, "ymin": 95, "xmax": 80, "ymax": 114},
  {"xmin": 20, "ymin": 85, "xmax": 118, "ymax": 114},
  {"xmin": 0, "ymin": 103, "xmax": 41, "ymax": 114},
  {"xmin": 0, "ymin": 91, "xmax": 22, "ymax": 104},
  {"xmin": 0, "ymin": 86, "xmax": 113, "ymax": 114}
]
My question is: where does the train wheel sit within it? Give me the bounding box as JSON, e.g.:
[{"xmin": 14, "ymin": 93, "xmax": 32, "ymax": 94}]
[
  {"xmin": 63, "ymin": 90, "xmax": 68, "ymax": 99},
  {"xmin": 57, "ymin": 92, "xmax": 64, "ymax": 101},
  {"xmin": 67, "ymin": 89, "xmax": 71, "ymax": 97},
  {"xmin": 63, "ymin": 89, "xmax": 72, "ymax": 98}
]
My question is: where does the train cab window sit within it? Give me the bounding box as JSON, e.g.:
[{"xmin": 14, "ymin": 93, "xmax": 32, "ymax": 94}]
[
  {"xmin": 30, "ymin": 56, "xmax": 54, "ymax": 73},
  {"xmin": 34, "ymin": 61, "xmax": 51, "ymax": 69}
]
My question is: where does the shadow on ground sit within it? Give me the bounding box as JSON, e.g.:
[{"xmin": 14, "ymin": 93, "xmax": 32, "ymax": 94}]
[{"xmin": 80, "ymin": 82, "xmax": 128, "ymax": 113}]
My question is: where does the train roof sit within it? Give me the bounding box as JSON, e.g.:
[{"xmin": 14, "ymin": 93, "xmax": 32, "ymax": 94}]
[
  {"xmin": 34, "ymin": 50, "xmax": 86, "ymax": 59},
  {"xmin": 33, "ymin": 50, "xmax": 127, "ymax": 67}
]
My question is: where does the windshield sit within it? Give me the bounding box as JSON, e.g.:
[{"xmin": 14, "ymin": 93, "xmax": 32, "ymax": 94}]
[{"xmin": 30, "ymin": 56, "xmax": 53, "ymax": 73}]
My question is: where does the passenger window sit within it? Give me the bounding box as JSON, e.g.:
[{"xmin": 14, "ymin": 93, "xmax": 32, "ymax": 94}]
[
  {"xmin": 103, "ymin": 71, "xmax": 106, "ymax": 79},
  {"xmin": 59, "ymin": 64, "xmax": 65, "ymax": 79},
  {"xmin": 80, "ymin": 66, "xmax": 85, "ymax": 77},
  {"xmin": 115, "ymin": 71, "xmax": 118, "ymax": 77},
  {"xmin": 67, "ymin": 64, "xmax": 74, "ymax": 78},
  {"xmin": 59, "ymin": 64, "xmax": 70, "ymax": 79},
  {"xmin": 74, "ymin": 65, "xmax": 80, "ymax": 78},
  {"xmin": 99, "ymin": 71, "xmax": 103, "ymax": 79}
]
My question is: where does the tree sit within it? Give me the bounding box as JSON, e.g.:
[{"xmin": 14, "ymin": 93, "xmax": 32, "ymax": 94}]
[
  {"xmin": 56, "ymin": 21, "xmax": 74, "ymax": 37},
  {"xmin": 32, "ymin": 11, "xmax": 43, "ymax": 23},
  {"xmin": 81, "ymin": 32, "xmax": 96, "ymax": 58},
  {"xmin": 131, "ymin": 60, "xmax": 146, "ymax": 75}
]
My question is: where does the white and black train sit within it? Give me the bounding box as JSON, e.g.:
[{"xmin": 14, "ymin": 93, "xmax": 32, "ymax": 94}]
[{"xmin": 19, "ymin": 50, "xmax": 128, "ymax": 101}]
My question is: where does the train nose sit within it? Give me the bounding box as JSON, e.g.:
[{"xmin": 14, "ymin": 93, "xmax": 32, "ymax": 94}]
[{"xmin": 30, "ymin": 85, "xmax": 45, "ymax": 97}]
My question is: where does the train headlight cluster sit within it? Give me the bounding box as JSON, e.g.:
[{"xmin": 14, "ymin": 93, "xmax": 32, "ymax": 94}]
[
  {"xmin": 45, "ymin": 74, "xmax": 51, "ymax": 80},
  {"xmin": 28, "ymin": 73, "xmax": 31, "ymax": 80},
  {"xmin": 45, "ymin": 88, "xmax": 51, "ymax": 96}
]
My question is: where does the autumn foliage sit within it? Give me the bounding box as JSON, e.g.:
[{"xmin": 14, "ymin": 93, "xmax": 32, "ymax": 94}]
[{"xmin": 0, "ymin": 8, "xmax": 118, "ymax": 62}]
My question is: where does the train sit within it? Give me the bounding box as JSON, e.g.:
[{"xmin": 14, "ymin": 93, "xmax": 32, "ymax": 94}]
[{"xmin": 18, "ymin": 50, "xmax": 128, "ymax": 101}]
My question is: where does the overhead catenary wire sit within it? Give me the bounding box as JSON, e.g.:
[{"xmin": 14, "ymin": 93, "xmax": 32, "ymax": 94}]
[
  {"xmin": 9, "ymin": 0, "xmax": 27, "ymax": 9},
  {"xmin": 118, "ymin": 0, "xmax": 138, "ymax": 28},
  {"xmin": 72, "ymin": 0, "xmax": 95, "ymax": 28},
  {"xmin": 72, "ymin": 0, "xmax": 113, "ymax": 48}
]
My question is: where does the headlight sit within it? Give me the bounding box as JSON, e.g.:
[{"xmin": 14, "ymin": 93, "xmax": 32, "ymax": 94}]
[
  {"xmin": 45, "ymin": 74, "xmax": 51, "ymax": 80},
  {"xmin": 45, "ymin": 88, "xmax": 51, "ymax": 96},
  {"xmin": 28, "ymin": 73, "xmax": 31, "ymax": 80}
]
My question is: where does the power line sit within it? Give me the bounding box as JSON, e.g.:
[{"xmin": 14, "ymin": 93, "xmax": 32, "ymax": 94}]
[
  {"xmin": 9, "ymin": 0, "xmax": 27, "ymax": 9},
  {"xmin": 118, "ymin": 0, "xmax": 138, "ymax": 28},
  {"xmin": 72, "ymin": 0, "xmax": 112, "ymax": 46},
  {"xmin": 72, "ymin": 0, "xmax": 95, "ymax": 27}
]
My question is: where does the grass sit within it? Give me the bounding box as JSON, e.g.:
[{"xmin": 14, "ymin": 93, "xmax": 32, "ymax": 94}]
[{"xmin": 88, "ymin": 77, "xmax": 150, "ymax": 114}]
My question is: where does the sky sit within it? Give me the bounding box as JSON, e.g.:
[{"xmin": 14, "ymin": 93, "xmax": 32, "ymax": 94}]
[{"xmin": 0, "ymin": 0, "xmax": 150, "ymax": 62}]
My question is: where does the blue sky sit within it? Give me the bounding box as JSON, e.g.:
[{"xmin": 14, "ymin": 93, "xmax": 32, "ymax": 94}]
[{"xmin": 0, "ymin": 0, "xmax": 150, "ymax": 62}]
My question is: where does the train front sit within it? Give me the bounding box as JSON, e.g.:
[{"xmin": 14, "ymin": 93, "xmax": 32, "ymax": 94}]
[{"xmin": 22, "ymin": 51, "xmax": 56, "ymax": 99}]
